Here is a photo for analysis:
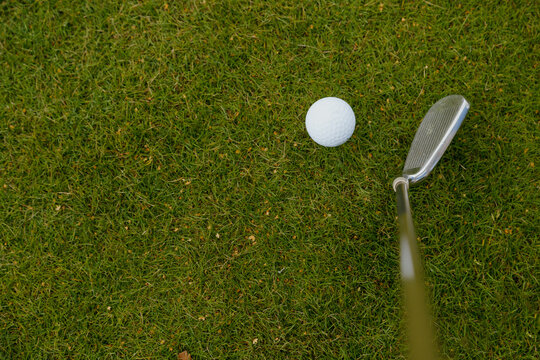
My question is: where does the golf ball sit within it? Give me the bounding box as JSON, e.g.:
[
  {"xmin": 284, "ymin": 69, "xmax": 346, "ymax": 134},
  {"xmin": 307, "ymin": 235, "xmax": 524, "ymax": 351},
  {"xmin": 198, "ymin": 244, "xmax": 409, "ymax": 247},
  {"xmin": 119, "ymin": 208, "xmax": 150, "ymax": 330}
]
[{"xmin": 305, "ymin": 97, "xmax": 355, "ymax": 147}]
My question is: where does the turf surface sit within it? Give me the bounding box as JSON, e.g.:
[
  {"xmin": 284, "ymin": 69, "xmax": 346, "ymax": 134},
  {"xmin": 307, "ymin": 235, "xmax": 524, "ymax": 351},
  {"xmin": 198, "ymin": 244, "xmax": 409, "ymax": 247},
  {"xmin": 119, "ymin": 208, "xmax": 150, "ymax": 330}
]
[{"xmin": 0, "ymin": 0, "xmax": 538, "ymax": 358}]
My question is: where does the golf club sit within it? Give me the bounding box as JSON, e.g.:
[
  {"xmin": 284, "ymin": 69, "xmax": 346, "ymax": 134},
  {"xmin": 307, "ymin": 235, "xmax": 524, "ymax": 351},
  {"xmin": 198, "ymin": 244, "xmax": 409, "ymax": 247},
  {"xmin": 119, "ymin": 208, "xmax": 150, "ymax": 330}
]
[{"xmin": 393, "ymin": 95, "xmax": 470, "ymax": 360}]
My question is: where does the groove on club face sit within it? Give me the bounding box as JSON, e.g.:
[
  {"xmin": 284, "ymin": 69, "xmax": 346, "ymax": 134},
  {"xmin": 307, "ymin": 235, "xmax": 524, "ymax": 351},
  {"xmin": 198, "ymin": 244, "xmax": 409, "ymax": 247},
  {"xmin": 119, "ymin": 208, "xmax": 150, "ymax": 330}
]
[{"xmin": 403, "ymin": 95, "xmax": 469, "ymax": 183}]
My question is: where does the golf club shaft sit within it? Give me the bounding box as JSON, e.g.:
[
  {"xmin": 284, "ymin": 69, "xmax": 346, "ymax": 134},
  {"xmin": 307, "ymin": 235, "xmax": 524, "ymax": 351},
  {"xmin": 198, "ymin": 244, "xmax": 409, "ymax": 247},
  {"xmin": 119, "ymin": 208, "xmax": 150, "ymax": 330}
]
[{"xmin": 395, "ymin": 178, "xmax": 437, "ymax": 360}]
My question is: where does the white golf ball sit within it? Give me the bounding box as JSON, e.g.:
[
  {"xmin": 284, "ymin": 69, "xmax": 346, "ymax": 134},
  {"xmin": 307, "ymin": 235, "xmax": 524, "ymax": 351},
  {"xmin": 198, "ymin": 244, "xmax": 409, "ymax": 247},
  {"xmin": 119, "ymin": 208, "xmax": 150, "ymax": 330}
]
[{"xmin": 305, "ymin": 97, "xmax": 355, "ymax": 147}]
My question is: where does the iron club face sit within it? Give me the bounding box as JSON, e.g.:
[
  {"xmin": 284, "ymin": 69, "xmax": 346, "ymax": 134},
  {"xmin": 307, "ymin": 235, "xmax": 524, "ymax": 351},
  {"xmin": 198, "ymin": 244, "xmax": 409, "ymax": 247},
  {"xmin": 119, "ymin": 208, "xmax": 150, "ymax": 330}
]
[{"xmin": 402, "ymin": 95, "xmax": 469, "ymax": 184}]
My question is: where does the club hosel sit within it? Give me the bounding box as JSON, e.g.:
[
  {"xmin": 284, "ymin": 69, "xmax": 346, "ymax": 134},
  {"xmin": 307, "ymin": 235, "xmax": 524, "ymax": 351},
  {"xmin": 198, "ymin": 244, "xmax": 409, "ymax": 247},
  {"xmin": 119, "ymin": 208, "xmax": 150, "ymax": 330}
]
[{"xmin": 393, "ymin": 177, "xmax": 409, "ymax": 193}]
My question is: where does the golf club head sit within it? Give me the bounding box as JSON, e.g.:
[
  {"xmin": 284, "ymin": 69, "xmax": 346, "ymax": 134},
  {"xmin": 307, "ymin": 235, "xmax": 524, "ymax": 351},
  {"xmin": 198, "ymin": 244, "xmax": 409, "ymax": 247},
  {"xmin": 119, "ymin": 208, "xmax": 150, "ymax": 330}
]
[{"xmin": 403, "ymin": 95, "xmax": 469, "ymax": 184}]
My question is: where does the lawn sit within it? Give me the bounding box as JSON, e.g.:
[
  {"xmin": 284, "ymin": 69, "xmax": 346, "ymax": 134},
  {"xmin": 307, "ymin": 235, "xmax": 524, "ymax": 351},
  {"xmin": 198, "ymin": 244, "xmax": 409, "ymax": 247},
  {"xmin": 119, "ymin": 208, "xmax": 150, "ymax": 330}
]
[{"xmin": 0, "ymin": 0, "xmax": 538, "ymax": 358}]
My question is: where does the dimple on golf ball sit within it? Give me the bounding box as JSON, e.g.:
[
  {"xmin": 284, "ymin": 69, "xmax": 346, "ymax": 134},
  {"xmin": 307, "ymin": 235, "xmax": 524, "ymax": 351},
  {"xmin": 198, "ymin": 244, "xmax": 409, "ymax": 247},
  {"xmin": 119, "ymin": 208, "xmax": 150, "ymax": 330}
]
[{"xmin": 305, "ymin": 97, "xmax": 355, "ymax": 147}]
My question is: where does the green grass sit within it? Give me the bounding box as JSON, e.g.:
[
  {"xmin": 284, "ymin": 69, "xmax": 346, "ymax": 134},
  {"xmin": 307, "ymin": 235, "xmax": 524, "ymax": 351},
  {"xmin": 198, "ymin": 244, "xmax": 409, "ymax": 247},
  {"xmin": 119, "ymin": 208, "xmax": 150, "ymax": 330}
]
[{"xmin": 0, "ymin": 0, "xmax": 538, "ymax": 358}]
